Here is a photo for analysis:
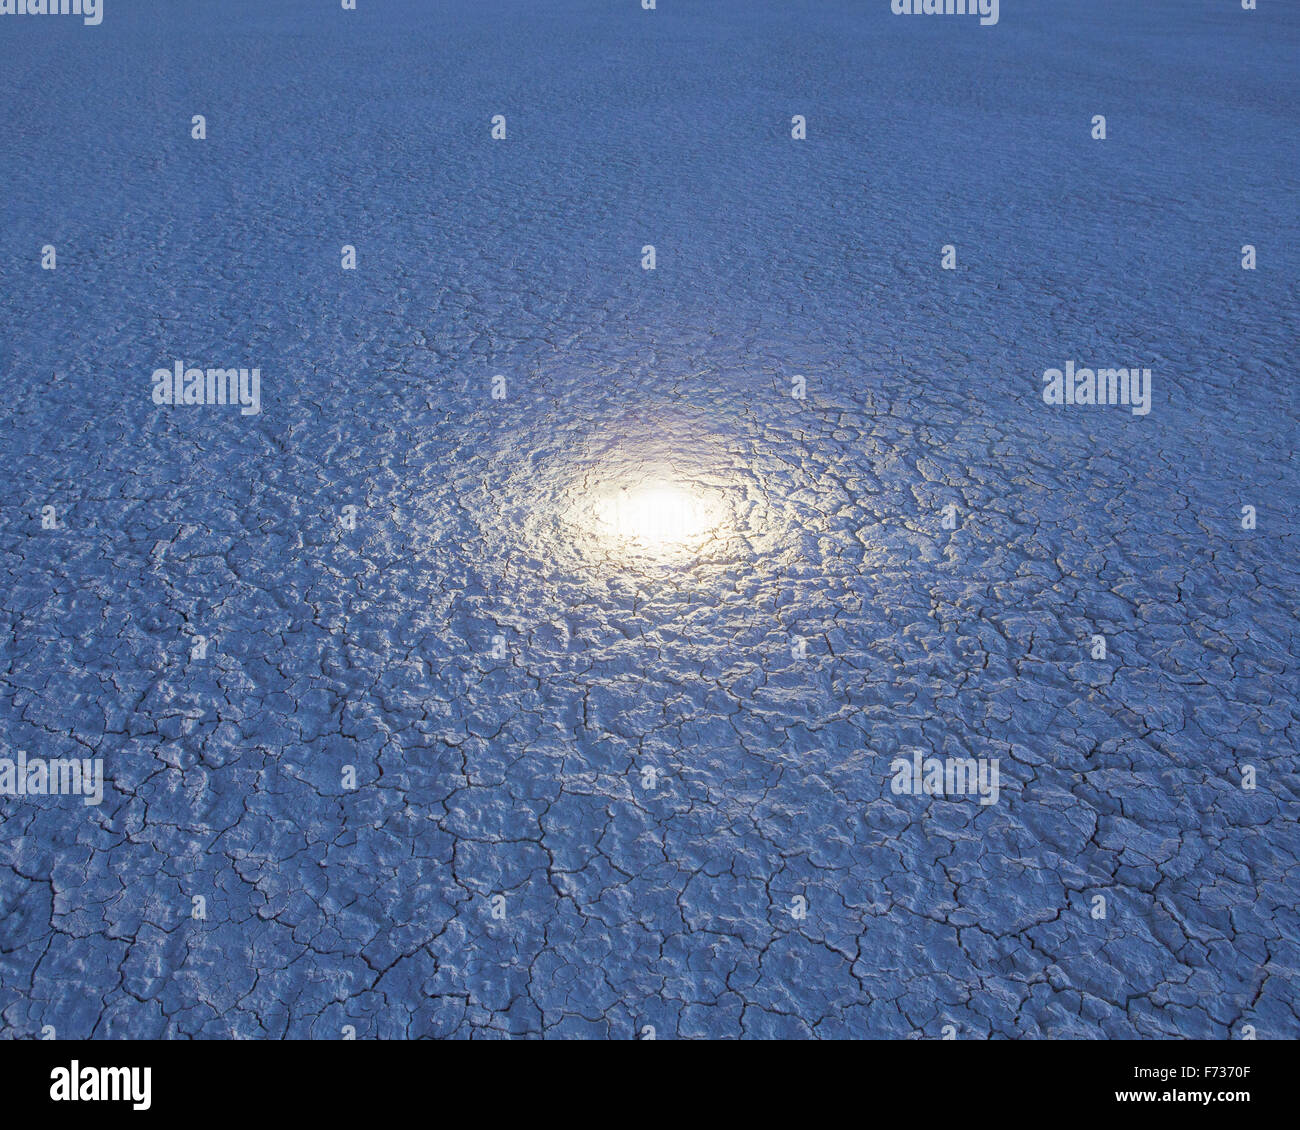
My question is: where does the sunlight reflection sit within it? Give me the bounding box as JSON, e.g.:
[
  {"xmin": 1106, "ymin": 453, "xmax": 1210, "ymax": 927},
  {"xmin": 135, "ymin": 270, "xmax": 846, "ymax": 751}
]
[{"xmin": 589, "ymin": 482, "xmax": 724, "ymax": 557}]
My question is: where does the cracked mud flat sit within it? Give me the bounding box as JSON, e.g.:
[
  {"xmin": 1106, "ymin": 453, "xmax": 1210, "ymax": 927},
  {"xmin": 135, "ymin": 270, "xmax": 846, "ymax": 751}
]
[{"xmin": 1, "ymin": 0, "xmax": 1297, "ymax": 1039}]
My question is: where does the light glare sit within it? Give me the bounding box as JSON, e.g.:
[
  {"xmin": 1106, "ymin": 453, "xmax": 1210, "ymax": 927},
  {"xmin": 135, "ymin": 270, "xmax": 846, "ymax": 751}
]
[{"xmin": 597, "ymin": 485, "xmax": 713, "ymax": 548}]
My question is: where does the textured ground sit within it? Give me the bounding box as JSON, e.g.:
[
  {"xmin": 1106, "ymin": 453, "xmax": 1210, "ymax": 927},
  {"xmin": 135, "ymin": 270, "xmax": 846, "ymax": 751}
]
[{"xmin": 0, "ymin": 0, "xmax": 1297, "ymax": 1039}]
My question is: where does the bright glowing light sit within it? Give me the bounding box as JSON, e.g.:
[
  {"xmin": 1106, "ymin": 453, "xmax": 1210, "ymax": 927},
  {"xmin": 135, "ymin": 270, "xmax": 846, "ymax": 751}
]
[{"xmin": 594, "ymin": 484, "xmax": 717, "ymax": 549}]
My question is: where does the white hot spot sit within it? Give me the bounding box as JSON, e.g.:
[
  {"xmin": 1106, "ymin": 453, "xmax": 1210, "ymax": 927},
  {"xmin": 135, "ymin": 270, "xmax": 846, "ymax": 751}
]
[{"xmin": 596, "ymin": 485, "xmax": 715, "ymax": 548}]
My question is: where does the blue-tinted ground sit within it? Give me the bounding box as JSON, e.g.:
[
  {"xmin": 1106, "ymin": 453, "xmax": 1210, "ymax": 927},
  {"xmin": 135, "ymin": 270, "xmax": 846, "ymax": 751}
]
[{"xmin": 0, "ymin": 0, "xmax": 1297, "ymax": 1039}]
